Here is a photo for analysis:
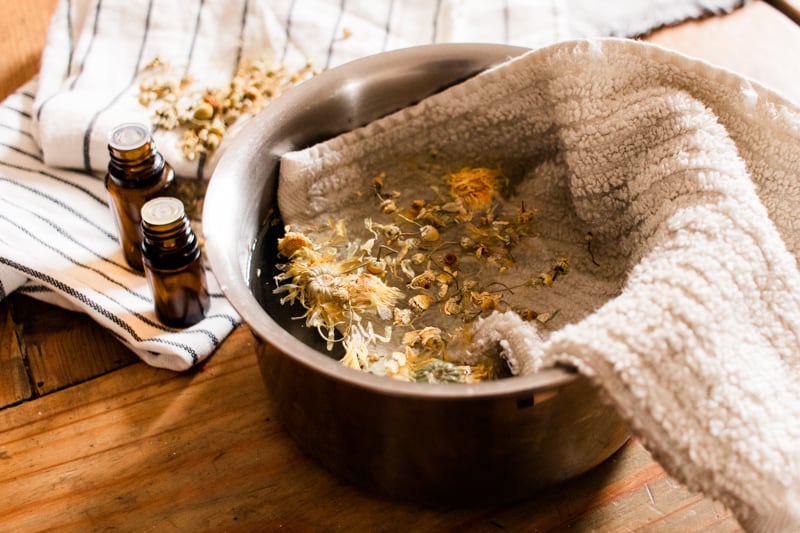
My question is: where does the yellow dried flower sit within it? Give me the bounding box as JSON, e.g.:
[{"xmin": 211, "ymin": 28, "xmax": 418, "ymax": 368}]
[
  {"xmin": 446, "ymin": 167, "xmax": 503, "ymax": 210},
  {"xmin": 402, "ymin": 326, "xmax": 446, "ymax": 355},
  {"xmin": 138, "ymin": 56, "xmax": 317, "ymax": 161},
  {"xmin": 274, "ymin": 236, "xmax": 402, "ymax": 349},
  {"xmin": 408, "ymin": 294, "xmax": 432, "ymax": 312},
  {"xmin": 409, "ymin": 269, "xmax": 436, "ymax": 290},
  {"xmin": 419, "ymin": 225, "xmax": 440, "ymax": 242},
  {"xmin": 277, "ymin": 231, "xmax": 313, "ymax": 258}
]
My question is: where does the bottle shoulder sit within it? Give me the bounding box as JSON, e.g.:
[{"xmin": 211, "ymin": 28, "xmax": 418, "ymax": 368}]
[{"xmin": 105, "ymin": 165, "xmax": 176, "ymax": 193}]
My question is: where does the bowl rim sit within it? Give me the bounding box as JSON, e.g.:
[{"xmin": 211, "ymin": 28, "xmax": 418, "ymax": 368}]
[{"xmin": 203, "ymin": 43, "xmax": 579, "ymax": 400}]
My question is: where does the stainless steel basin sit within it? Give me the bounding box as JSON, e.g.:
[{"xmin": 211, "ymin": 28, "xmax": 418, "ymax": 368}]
[{"xmin": 203, "ymin": 43, "xmax": 628, "ymax": 504}]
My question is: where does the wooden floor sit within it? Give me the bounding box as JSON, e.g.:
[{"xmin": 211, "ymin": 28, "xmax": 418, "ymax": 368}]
[{"xmin": 2, "ymin": 0, "xmax": 800, "ymax": 531}]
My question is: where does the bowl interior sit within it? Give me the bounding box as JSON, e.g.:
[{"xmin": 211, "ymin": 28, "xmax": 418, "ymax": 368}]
[{"xmin": 203, "ymin": 43, "xmax": 578, "ymax": 398}]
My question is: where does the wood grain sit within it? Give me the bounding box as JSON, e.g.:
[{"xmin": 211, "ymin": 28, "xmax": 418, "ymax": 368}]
[
  {"xmin": 0, "ymin": 326, "xmax": 740, "ymax": 532},
  {"xmin": 11, "ymin": 294, "xmax": 139, "ymax": 396},
  {"xmin": 0, "ymin": 0, "xmax": 58, "ymax": 100},
  {"xmin": 647, "ymin": 0, "xmax": 800, "ymax": 104},
  {"xmin": 0, "ymin": 298, "xmax": 31, "ymax": 407}
]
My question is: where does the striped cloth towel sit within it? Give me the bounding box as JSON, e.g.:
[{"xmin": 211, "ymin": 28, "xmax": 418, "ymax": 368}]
[{"xmin": 0, "ymin": 0, "xmax": 746, "ymax": 371}]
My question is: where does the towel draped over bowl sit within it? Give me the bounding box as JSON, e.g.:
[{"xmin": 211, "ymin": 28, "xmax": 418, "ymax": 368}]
[{"xmin": 278, "ymin": 39, "xmax": 800, "ymax": 532}]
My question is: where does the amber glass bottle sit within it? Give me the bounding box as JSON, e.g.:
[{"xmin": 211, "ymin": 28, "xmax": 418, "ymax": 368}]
[
  {"xmin": 141, "ymin": 197, "xmax": 210, "ymax": 328},
  {"xmin": 105, "ymin": 123, "xmax": 177, "ymax": 271}
]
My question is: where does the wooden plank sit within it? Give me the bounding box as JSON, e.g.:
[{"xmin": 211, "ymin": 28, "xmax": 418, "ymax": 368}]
[
  {"xmin": 646, "ymin": 0, "xmax": 800, "ymax": 104},
  {"xmin": 0, "ymin": 297, "xmax": 32, "ymax": 408},
  {"xmin": 0, "ymin": 326, "xmax": 741, "ymax": 531},
  {"xmin": 11, "ymin": 294, "xmax": 139, "ymax": 396},
  {"xmin": 0, "ymin": 0, "xmax": 58, "ymax": 100}
]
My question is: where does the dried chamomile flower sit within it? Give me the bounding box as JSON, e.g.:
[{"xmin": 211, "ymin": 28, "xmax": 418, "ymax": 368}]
[
  {"xmin": 411, "ymin": 252, "xmax": 427, "ymax": 265},
  {"xmin": 273, "ymin": 164, "xmax": 579, "ymax": 384},
  {"xmin": 273, "ymin": 233, "xmax": 402, "ymax": 349},
  {"xmin": 365, "ymin": 257, "xmax": 387, "ymax": 277},
  {"xmin": 412, "ymin": 359, "xmax": 489, "ymax": 384},
  {"xmin": 442, "ymin": 296, "xmax": 463, "ymax": 316},
  {"xmin": 517, "ymin": 201, "xmax": 537, "ymax": 225},
  {"xmin": 419, "ymin": 224, "xmax": 440, "ymax": 242},
  {"xmin": 403, "ymin": 326, "xmax": 444, "ymax": 349},
  {"xmin": 341, "ymin": 331, "xmax": 370, "ymax": 370},
  {"xmin": 408, "ymin": 294, "xmax": 432, "ymax": 312},
  {"xmin": 393, "ymin": 308, "xmax": 414, "ymax": 326},
  {"xmin": 380, "ymin": 199, "xmax": 397, "ymax": 214},
  {"xmin": 535, "ymin": 310, "xmax": 559, "ymax": 324},
  {"xmin": 409, "ymin": 269, "xmax": 436, "ymax": 290},
  {"xmin": 552, "ymin": 256, "xmax": 570, "ymax": 279},
  {"xmin": 470, "ymin": 291, "xmax": 503, "ymax": 312},
  {"xmin": 277, "ymin": 231, "xmax": 313, "ymax": 258},
  {"xmin": 138, "ymin": 56, "xmax": 317, "ymax": 161},
  {"xmin": 446, "ymin": 167, "xmax": 504, "ymax": 211},
  {"xmin": 442, "ymin": 253, "xmax": 459, "ymax": 270},
  {"xmin": 414, "ymin": 360, "xmax": 462, "ymax": 383}
]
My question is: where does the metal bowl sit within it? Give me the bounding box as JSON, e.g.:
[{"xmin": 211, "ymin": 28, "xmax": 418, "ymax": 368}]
[{"xmin": 203, "ymin": 43, "xmax": 628, "ymax": 504}]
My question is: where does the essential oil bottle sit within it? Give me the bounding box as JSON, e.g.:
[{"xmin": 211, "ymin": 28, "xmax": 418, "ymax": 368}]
[
  {"xmin": 105, "ymin": 123, "xmax": 177, "ymax": 271},
  {"xmin": 140, "ymin": 197, "xmax": 210, "ymax": 327}
]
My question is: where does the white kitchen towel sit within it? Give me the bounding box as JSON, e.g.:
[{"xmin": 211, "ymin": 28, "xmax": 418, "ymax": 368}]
[
  {"xmin": 0, "ymin": 0, "xmax": 747, "ymax": 371},
  {"xmin": 277, "ymin": 39, "xmax": 800, "ymax": 531}
]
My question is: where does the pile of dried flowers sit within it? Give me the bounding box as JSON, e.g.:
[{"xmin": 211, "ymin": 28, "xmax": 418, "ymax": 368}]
[
  {"xmin": 138, "ymin": 56, "xmax": 317, "ymax": 162},
  {"xmin": 273, "ymin": 162, "xmax": 570, "ymax": 384}
]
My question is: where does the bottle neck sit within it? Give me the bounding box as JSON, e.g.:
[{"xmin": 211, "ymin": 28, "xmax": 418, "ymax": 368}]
[
  {"xmin": 142, "ymin": 215, "xmax": 200, "ymax": 270},
  {"xmin": 108, "ymin": 141, "xmax": 166, "ymax": 185}
]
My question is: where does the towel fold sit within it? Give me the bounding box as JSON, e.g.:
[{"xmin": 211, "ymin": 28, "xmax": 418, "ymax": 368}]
[
  {"xmin": 0, "ymin": 0, "xmax": 750, "ymax": 367},
  {"xmin": 277, "ymin": 39, "xmax": 800, "ymax": 531}
]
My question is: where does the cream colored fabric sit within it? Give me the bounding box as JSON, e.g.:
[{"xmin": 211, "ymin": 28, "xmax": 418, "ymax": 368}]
[{"xmin": 278, "ymin": 39, "xmax": 800, "ymax": 531}]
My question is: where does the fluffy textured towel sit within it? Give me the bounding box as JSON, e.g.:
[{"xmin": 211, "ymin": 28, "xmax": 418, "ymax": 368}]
[
  {"xmin": 278, "ymin": 39, "xmax": 800, "ymax": 531},
  {"xmin": 0, "ymin": 0, "xmax": 747, "ymax": 371}
]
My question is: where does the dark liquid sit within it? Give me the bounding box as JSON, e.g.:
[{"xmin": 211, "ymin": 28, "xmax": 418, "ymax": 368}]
[{"xmin": 250, "ymin": 212, "xmax": 344, "ymax": 359}]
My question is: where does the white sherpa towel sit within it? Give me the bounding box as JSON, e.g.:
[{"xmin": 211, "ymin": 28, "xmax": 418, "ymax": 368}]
[
  {"xmin": 277, "ymin": 39, "xmax": 800, "ymax": 531},
  {"xmin": 0, "ymin": 0, "xmax": 747, "ymax": 371}
]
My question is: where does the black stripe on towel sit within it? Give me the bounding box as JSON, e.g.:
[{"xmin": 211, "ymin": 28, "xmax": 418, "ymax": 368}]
[
  {"xmin": 232, "ymin": 0, "xmax": 250, "ymax": 71},
  {"xmin": 0, "ymin": 161, "xmax": 108, "ymax": 206},
  {"xmin": 432, "ymin": 0, "xmax": 443, "ymax": 43},
  {"xmin": 1, "ymin": 212, "xmax": 232, "ymax": 345},
  {"xmin": 65, "ymin": 0, "xmax": 75, "ymax": 78},
  {"xmin": 0, "ymin": 257, "xmax": 201, "ymax": 364},
  {"xmin": 70, "ymin": 0, "xmax": 103, "ymax": 90},
  {"xmin": 0, "ymin": 212, "xmax": 147, "ymax": 300},
  {"xmin": 503, "ymin": 0, "xmax": 510, "ymax": 43},
  {"xmin": 281, "ymin": 0, "xmax": 297, "ymax": 63},
  {"xmin": 18, "ymin": 284, "xmax": 54, "ymax": 294},
  {"xmin": 381, "ymin": 0, "xmax": 394, "ymax": 52},
  {"xmin": 37, "ymin": 0, "xmax": 99, "ymax": 122},
  {"xmin": 82, "ymin": 0, "xmax": 153, "ymax": 172},
  {"xmin": 0, "ymin": 143, "xmax": 43, "ymax": 163},
  {"xmin": 324, "ymin": 0, "xmax": 346, "ymax": 69},
  {"xmin": 1, "ymin": 105, "xmax": 32, "ymax": 119},
  {"xmin": 0, "ymin": 122, "xmax": 36, "ymax": 141},
  {"xmin": 1, "ymin": 245, "xmax": 224, "ymax": 353},
  {"xmin": 183, "ymin": 0, "xmax": 206, "ymax": 80},
  {"xmin": 0, "ymin": 177, "xmax": 118, "ymax": 241},
  {"xmin": 1, "ymin": 198, "xmax": 136, "ymax": 271}
]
